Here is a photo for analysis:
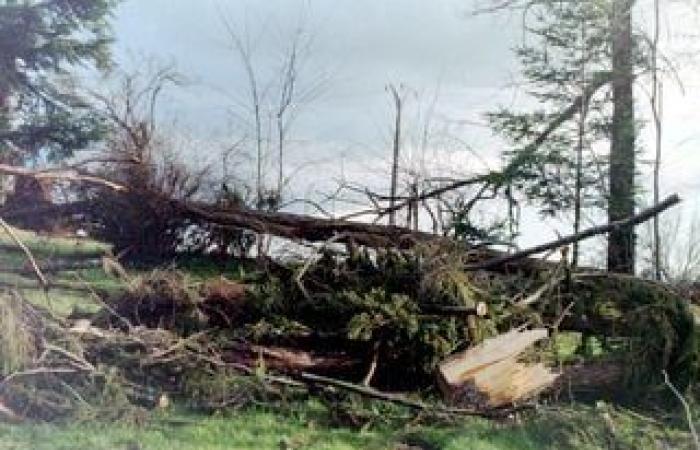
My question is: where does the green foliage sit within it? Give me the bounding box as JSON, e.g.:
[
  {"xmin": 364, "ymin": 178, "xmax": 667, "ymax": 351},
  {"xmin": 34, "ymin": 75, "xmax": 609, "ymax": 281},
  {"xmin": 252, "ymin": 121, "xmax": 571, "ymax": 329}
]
[
  {"xmin": 345, "ymin": 290, "xmax": 420, "ymax": 341},
  {"xmin": 569, "ymin": 277, "xmax": 700, "ymax": 390},
  {"xmin": 341, "ymin": 288, "xmax": 464, "ymax": 375},
  {"xmin": 487, "ymin": 0, "xmax": 612, "ymax": 218},
  {"xmin": 244, "ymin": 245, "xmax": 489, "ymax": 385},
  {"xmin": 0, "ymin": 0, "xmax": 118, "ymax": 161}
]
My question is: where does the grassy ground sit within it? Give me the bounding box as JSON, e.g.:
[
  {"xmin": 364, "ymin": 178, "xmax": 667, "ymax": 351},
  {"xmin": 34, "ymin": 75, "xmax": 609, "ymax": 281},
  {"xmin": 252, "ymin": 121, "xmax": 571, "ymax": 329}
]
[
  {"xmin": 0, "ymin": 404, "xmax": 693, "ymax": 450},
  {"xmin": 0, "ymin": 228, "xmax": 696, "ymax": 449},
  {"xmin": 0, "ymin": 226, "xmax": 115, "ymax": 314}
]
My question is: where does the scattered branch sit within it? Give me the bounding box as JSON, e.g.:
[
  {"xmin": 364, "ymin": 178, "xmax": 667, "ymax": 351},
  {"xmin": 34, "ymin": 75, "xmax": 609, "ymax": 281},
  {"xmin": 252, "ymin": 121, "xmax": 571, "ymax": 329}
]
[
  {"xmin": 296, "ymin": 372, "xmax": 517, "ymax": 418},
  {"xmin": 662, "ymin": 370, "xmax": 700, "ymax": 450},
  {"xmin": 0, "ymin": 217, "xmax": 49, "ymax": 290},
  {"xmin": 0, "ymin": 163, "xmax": 125, "ymax": 192}
]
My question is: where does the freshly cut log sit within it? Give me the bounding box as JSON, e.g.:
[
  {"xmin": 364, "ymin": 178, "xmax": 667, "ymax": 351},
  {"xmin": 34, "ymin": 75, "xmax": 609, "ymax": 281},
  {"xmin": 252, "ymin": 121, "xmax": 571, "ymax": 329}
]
[{"xmin": 437, "ymin": 328, "xmax": 558, "ymax": 408}]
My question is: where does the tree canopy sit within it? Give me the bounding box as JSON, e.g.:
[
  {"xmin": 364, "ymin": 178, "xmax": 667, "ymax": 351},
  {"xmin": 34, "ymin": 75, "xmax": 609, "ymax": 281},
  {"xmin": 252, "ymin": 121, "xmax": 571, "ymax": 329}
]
[{"xmin": 0, "ymin": 0, "xmax": 118, "ymax": 162}]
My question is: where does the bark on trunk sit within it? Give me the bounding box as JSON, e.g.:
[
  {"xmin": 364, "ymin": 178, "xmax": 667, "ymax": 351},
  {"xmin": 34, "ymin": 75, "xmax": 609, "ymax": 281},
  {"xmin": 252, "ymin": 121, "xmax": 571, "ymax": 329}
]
[{"xmin": 607, "ymin": 0, "xmax": 637, "ymax": 274}]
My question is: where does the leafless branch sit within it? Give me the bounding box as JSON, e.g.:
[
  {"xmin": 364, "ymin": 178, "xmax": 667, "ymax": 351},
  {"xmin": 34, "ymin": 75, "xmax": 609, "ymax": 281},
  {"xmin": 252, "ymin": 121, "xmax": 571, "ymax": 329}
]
[{"xmin": 0, "ymin": 217, "xmax": 49, "ymax": 290}]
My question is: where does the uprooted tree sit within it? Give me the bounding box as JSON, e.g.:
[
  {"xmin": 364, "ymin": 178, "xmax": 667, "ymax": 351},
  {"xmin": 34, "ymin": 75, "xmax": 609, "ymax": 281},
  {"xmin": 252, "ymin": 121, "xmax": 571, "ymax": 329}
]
[
  {"xmin": 0, "ymin": 141, "xmax": 695, "ymax": 422},
  {"xmin": 0, "ymin": 0, "xmax": 695, "ymax": 420},
  {"xmin": 0, "ymin": 37, "xmax": 690, "ymax": 417},
  {"xmin": 0, "ymin": 0, "xmax": 118, "ymax": 231}
]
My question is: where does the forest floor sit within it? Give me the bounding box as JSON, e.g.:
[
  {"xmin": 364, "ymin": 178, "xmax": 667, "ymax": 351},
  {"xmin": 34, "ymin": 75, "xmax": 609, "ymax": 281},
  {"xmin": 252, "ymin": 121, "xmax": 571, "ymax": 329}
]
[{"xmin": 0, "ymin": 229, "xmax": 696, "ymax": 450}]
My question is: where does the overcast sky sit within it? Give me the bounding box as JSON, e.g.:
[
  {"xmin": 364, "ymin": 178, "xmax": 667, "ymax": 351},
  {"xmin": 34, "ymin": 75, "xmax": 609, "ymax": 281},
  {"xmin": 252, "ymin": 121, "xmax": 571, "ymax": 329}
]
[{"xmin": 111, "ymin": 0, "xmax": 700, "ymax": 266}]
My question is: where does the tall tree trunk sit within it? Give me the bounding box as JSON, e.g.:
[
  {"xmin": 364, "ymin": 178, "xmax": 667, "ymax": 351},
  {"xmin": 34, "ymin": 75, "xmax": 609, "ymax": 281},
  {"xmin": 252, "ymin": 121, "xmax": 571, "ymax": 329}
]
[
  {"xmin": 277, "ymin": 113, "xmax": 284, "ymax": 198},
  {"xmin": 607, "ymin": 0, "xmax": 636, "ymax": 274}
]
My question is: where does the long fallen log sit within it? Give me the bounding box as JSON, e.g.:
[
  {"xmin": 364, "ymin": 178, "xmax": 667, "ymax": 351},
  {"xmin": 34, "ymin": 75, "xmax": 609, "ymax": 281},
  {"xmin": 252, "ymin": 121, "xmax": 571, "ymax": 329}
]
[
  {"xmin": 176, "ymin": 200, "xmax": 438, "ymax": 248},
  {"xmin": 2, "ymin": 198, "xmax": 439, "ymax": 249},
  {"xmin": 0, "ymin": 159, "xmax": 682, "ymax": 257},
  {"xmin": 467, "ymin": 194, "xmax": 681, "ymax": 271},
  {"xmin": 0, "ymin": 162, "xmax": 436, "ymax": 248}
]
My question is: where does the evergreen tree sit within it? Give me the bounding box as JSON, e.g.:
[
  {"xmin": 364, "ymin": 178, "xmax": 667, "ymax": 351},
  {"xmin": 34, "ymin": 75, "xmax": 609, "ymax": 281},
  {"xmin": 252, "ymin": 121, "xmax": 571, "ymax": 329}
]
[
  {"xmin": 0, "ymin": 0, "xmax": 118, "ymax": 163},
  {"xmin": 489, "ymin": 2, "xmax": 610, "ymax": 225},
  {"xmin": 487, "ymin": 0, "xmax": 641, "ymax": 270}
]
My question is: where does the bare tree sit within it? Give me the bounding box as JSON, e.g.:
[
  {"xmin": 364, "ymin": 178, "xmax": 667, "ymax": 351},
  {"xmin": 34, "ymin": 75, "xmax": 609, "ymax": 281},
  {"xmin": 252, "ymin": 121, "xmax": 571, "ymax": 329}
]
[
  {"xmin": 86, "ymin": 65, "xmax": 212, "ymax": 261},
  {"xmin": 640, "ymin": 208, "xmax": 700, "ymax": 283},
  {"xmin": 274, "ymin": 27, "xmax": 328, "ymax": 199},
  {"xmin": 221, "ymin": 21, "xmax": 266, "ymax": 210},
  {"xmin": 221, "ymin": 13, "xmax": 327, "ymax": 210},
  {"xmin": 651, "ymin": 0, "xmax": 664, "ymax": 280},
  {"xmin": 387, "ymin": 83, "xmax": 406, "ymax": 227}
]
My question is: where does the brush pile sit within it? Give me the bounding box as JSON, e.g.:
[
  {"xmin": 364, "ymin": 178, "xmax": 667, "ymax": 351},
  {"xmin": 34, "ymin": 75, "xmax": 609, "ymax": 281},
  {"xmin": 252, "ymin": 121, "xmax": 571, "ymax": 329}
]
[{"xmin": 0, "ymin": 234, "xmax": 698, "ymax": 423}]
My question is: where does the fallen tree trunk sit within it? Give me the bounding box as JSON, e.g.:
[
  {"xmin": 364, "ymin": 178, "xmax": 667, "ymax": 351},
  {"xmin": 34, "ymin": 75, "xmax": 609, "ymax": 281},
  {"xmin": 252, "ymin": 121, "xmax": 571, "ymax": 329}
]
[
  {"xmin": 5, "ymin": 194, "xmax": 678, "ymax": 260},
  {"xmin": 467, "ymin": 194, "xmax": 681, "ymax": 271},
  {"xmin": 0, "ymin": 156, "xmax": 681, "ymax": 255},
  {"xmin": 1, "ymin": 199, "xmax": 439, "ymax": 249},
  {"xmin": 175, "ymin": 200, "xmax": 439, "ymax": 249},
  {"xmin": 225, "ymin": 342, "xmax": 360, "ymax": 375}
]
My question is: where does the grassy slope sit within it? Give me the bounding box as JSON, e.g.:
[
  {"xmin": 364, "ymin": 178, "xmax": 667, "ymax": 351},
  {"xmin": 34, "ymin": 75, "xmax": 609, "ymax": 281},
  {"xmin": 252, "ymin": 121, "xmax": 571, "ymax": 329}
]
[
  {"xmin": 0, "ymin": 226, "xmax": 118, "ymax": 314},
  {"xmin": 0, "ymin": 229, "xmax": 695, "ymax": 449}
]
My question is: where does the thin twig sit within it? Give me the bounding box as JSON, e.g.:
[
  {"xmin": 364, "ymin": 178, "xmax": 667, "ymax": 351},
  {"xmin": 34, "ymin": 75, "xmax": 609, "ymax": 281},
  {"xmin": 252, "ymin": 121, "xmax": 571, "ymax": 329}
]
[
  {"xmin": 294, "ymin": 232, "xmax": 348, "ymax": 300},
  {"xmin": 361, "ymin": 341, "xmax": 380, "ymax": 387},
  {"xmin": 0, "ymin": 217, "xmax": 49, "ymax": 290},
  {"xmin": 514, "ymin": 265, "xmax": 565, "ymax": 308},
  {"xmin": 662, "ymin": 370, "xmax": 700, "ymax": 450},
  {"xmin": 551, "ymin": 302, "xmax": 575, "ymax": 332},
  {"xmin": 42, "ymin": 343, "xmax": 96, "ymax": 372},
  {"xmin": 71, "ymin": 272, "xmax": 133, "ymax": 331},
  {"xmin": 297, "ymin": 372, "xmax": 519, "ymax": 418}
]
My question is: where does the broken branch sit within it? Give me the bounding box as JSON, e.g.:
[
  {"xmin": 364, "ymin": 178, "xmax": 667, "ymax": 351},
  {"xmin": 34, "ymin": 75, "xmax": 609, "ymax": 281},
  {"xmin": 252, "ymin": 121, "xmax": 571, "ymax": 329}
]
[
  {"xmin": 467, "ymin": 194, "xmax": 681, "ymax": 271},
  {"xmin": 0, "ymin": 217, "xmax": 49, "ymax": 290},
  {"xmin": 0, "ymin": 164, "xmax": 126, "ymax": 192}
]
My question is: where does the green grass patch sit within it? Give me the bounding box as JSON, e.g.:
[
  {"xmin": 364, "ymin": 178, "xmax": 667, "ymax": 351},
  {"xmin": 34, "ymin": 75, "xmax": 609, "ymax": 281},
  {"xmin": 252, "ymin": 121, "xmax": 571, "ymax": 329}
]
[
  {"xmin": 0, "ymin": 226, "xmax": 128, "ymax": 315},
  {"xmin": 0, "ymin": 227, "xmax": 108, "ymax": 260},
  {"xmin": 0, "ymin": 403, "xmax": 693, "ymax": 450}
]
